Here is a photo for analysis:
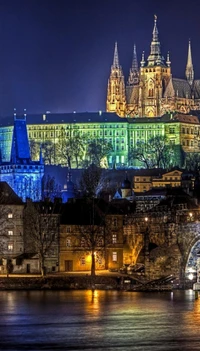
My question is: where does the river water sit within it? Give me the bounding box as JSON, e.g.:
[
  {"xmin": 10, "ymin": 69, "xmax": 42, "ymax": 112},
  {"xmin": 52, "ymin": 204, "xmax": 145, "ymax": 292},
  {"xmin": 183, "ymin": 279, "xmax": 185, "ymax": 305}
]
[{"xmin": 0, "ymin": 290, "xmax": 200, "ymax": 351}]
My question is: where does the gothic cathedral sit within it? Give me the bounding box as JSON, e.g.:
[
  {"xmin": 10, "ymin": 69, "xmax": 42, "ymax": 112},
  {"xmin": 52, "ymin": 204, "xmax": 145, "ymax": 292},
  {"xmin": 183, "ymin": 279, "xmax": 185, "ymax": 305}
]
[{"xmin": 106, "ymin": 15, "xmax": 200, "ymax": 118}]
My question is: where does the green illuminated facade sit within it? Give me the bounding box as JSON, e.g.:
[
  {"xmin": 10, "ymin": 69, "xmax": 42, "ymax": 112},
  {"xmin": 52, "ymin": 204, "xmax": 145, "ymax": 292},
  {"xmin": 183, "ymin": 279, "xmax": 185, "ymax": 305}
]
[{"xmin": 0, "ymin": 111, "xmax": 199, "ymax": 168}]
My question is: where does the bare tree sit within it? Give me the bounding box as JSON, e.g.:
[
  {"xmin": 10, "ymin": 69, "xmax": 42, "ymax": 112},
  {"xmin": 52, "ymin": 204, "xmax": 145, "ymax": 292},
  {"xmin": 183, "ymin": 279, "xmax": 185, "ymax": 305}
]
[
  {"xmin": 79, "ymin": 164, "xmax": 104, "ymax": 198},
  {"xmin": 24, "ymin": 200, "xmax": 60, "ymax": 276},
  {"xmin": 42, "ymin": 175, "xmax": 62, "ymax": 201},
  {"xmin": 86, "ymin": 139, "xmax": 113, "ymax": 167},
  {"xmin": 42, "ymin": 141, "xmax": 55, "ymax": 165},
  {"xmin": 75, "ymin": 199, "xmax": 113, "ymax": 278},
  {"xmin": 129, "ymin": 135, "xmax": 176, "ymax": 169},
  {"xmin": 56, "ymin": 128, "xmax": 86, "ymax": 168},
  {"xmin": 185, "ymin": 153, "xmax": 200, "ymax": 172},
  {"xmin": 29, "ymin": 140, "xmax": 40, "ymax": 161}
]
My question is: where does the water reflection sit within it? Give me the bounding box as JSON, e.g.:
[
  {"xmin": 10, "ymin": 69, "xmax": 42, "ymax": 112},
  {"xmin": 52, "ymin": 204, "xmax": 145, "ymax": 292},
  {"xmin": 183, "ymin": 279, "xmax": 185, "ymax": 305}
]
[{"xmin": 0, "ymin": 290, "xmax": 200, "ymax": 350}]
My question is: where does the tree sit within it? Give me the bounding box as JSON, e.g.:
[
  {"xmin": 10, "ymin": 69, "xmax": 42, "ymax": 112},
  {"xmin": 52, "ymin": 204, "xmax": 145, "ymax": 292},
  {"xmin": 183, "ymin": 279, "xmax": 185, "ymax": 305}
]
[
  {"xmin": 77, "ymin": 200, "xmax": 105, "ymax": 278},
  {"xmin": 24, "ymin": 200, "xmax": 60, "ymax": 276},
  {"xmin": 185, "ymin": 153, "xmax": 200, "ymax": 172},
  {"xmin": 129, "ymin": 135, "xmax": 176, "ymax": 169},
  {"xmin": 42, "ymin": 141, "xmax": 55, "ymax": 165},
  {"xmin": 79, "ymin": 164, "xmax": 103, "ymax": 198},
  {"xmin": 42, "ymin": 175, "xmax": 62, "ymax": 201},
  {"xmin": 29, "ymin": 140, "xmax": 40, "ymax": 161},
  {"xmin": 86, "ymin": 139, "xmax": 113, "ymax": 167},
  {"xmin": 56, "ymin": 128, "xmax": 86, "ymax": 168}
]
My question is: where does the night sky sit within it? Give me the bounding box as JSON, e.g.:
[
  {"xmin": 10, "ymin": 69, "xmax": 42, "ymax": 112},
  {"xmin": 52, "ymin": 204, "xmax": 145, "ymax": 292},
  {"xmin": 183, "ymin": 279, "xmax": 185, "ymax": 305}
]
[{"xmin": 0, "ymin": 0, "xmax": 200, "ymax": 117}]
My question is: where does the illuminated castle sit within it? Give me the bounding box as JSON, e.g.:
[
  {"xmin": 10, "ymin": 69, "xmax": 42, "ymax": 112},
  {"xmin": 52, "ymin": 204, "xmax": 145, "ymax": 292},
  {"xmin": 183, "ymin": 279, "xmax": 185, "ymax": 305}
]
[
  {"xmin": 0, "ymin": 116, "xmax": 44, "ymax": 201},
  {"xmin": 106, "ymin": 15, "xmax": 200, "ymax": 117}
]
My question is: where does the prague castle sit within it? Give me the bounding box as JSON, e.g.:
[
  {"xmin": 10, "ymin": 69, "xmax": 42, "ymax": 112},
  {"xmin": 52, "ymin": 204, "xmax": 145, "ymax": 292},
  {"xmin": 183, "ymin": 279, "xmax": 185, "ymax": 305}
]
[{"xmin": 106, "ymin": 15, "xmax": 200, "ymax": 118}]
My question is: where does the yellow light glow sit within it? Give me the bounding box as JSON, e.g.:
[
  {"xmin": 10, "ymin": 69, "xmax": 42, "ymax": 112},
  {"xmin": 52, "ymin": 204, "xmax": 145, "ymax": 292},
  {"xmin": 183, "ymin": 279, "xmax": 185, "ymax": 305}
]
[{"xmin": 188, "ymin": 273, "xmax": 194, "ymax": 280}]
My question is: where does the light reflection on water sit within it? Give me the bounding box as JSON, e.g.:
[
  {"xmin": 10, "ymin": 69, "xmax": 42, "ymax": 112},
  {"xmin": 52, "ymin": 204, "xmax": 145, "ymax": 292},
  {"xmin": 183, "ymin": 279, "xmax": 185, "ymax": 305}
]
[{"xmin": 0, "ymin": 290, "xmax": 200, "ymax": 350}]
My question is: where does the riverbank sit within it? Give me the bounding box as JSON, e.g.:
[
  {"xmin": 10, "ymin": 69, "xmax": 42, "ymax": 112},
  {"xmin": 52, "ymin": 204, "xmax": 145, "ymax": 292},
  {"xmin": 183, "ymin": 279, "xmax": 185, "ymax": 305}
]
[{"xmin": 0, "ymin": 275, "xmax": 174, "ymax": 291}]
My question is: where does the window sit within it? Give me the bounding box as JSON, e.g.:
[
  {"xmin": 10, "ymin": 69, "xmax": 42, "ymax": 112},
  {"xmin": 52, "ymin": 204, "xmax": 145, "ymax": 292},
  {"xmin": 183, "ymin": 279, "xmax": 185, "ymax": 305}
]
[
  {"xmin": 8, "ymin": 230, "xmax": 13, "ymax": 236},
  {"xmin": 112, "ymin": 234, "xmax": 117, "ymax": 244},
  {"xmin": 66, "ymin": 238, "xmax": 71, "ymax": 247},
  {"xmin": 113, "ymin": 218, "xmax": 117, "ymax": 227},
  {"xmin": 81, "ymin": 237, "xmax": 85, "ymax": 247},
  {"xmin": 8, "ymin": 213, "xmax": 13, "ymax": 218},
  {"xmin": 80, "ymin": 257, "xmax": 85, "ymax": 265},
  {"xmin": 112, "ymin": 252, "xmax": 117, "ymax": 262},
  {"xmin": 66, "ymin": 227, "xmax": 71, "ymax": 233},
  {"xmin": 8, "ymin": 244, "xmax": 13, "ymax": 251}
]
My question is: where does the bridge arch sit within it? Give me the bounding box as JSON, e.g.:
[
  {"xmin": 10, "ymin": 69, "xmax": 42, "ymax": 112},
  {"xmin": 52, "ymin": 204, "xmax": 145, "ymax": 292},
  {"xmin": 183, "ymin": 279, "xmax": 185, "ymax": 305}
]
[{"xmin": 185, "ymin": 239, "xmax": 200, "ymax": 282}]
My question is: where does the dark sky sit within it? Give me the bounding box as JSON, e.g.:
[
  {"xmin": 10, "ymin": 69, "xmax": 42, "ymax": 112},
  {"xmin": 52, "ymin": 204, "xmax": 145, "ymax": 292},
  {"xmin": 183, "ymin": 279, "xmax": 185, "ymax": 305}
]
[{"xmin": 0, "ymin": 0, "xmax": 200, "ymax": 117}]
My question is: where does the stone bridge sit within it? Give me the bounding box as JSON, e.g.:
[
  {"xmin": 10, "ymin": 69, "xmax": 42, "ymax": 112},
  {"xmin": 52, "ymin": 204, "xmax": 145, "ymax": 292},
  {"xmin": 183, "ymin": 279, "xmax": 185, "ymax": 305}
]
[{"xmin": 123, "ymin": 209, "xmax": 200, "ymax": 284}]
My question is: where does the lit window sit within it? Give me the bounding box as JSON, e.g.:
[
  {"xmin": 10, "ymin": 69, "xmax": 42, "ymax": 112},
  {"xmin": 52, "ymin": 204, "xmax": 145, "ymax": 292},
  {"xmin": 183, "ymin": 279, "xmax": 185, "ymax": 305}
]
[
  {"xmin": 112, "ymin": 234, "xmax": 117, "ymax": 244},
  {"xmin": 112, "ymin": 252, "xmax": 117, "ymax": 262},
  {"xmin": 8, "ymin": 230, "xmax": 13, "ymax": 236},
  {"xmin": 66, "ymin": 227, "xmax": 71, "ymax": 233},
  {"xmin": 66, "ymin": 238, "xmax": 71, "ymax": 247},
  {"xmin": 8, "ymin": 213, "xmax": 13, "ymax": 218},
  {"xmin": 81, "ymin": 237, "xmax": 85, "ymax": 247},
  {"xmin": 8, "ymin": 244, "xmax": 13, "ymax": 251},
  {"xmin": 80, "ymin": 257, "xmax": 85, "ymax": 265}
]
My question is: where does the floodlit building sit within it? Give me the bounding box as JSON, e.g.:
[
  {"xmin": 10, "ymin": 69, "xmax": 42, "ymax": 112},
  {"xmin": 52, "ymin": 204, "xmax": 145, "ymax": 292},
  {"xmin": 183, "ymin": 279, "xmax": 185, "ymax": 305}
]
[
  {"xmin": 0, "ymin": 116, "xmax": 44, "ymax": 201},
  {"xmin": 107, "ymin": 15, "xmax": 200, "ymax": 117},
  {"xmin": 0, "ymin": 111, "xmax": 199, "ymax": 169}
]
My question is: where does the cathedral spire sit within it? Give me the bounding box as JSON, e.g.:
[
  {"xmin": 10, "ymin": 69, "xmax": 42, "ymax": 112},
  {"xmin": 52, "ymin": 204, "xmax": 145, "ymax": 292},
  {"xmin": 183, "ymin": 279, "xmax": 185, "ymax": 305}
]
[
  {"xmin": 152, "ymin": 14, "xmax": 159, "ymax": 42},
  {"xmin": 127, "ymin": 44, "xmax": 139, "ymax": 85},
  {"xmin": 113, "ymin": 42, "xmax": 119, "ymax": 68},
  {"xmin": 147, "ymin": 15, "xmax": 165, "ymax": 66},
  {"xmin": 185, "ymin": 39, "xmax": 194, "ymax": 85},
  {"xmin": 106, "ymin": 42, "xmax": 126, "ymax": 117},
  {"xmin": 132, "ymin": 44, "xmax": 138, "ymax": 71}
]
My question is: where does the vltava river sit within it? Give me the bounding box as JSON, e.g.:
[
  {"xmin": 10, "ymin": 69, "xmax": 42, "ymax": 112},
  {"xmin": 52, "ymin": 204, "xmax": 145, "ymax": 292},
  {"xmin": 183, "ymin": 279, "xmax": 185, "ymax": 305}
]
[{"xmin": 0, "ymin": 290, "xmax": 200, "ymax": 350}]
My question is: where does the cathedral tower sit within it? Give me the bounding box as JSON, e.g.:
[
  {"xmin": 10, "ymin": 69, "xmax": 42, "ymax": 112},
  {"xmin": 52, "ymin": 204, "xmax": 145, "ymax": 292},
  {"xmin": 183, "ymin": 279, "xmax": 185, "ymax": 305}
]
[
  {"xmin": 106, "ymin": 42, "xmax": 126, "ymax": 117},
  {"xmin": 185, "ymin": 40, "xmax": 194, "ymax": 86},
  {"xmin": 138, "ymin": 15, "xmax": 171, "ymax": 117}
]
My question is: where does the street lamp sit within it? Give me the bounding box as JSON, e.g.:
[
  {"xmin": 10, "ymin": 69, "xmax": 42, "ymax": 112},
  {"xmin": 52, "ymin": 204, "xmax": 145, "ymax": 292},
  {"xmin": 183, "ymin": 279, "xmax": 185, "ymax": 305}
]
[{"xmin": 189, "ymin": 212, "xmax": 193, "ymax": 221}]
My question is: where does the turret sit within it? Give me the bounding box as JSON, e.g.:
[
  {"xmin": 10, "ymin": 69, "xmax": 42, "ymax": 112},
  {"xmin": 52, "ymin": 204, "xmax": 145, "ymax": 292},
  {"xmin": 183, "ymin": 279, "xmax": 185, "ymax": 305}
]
[{"xmin": 185, "ymin": 40, "xmax": 194, "ymax": 85}]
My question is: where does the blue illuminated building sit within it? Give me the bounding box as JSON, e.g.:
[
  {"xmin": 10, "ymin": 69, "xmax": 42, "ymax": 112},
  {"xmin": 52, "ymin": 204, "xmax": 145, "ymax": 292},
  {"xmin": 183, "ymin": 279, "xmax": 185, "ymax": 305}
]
[{"xmin": 0, "ymin": 116, "xmax": 44, "ymax": 201}]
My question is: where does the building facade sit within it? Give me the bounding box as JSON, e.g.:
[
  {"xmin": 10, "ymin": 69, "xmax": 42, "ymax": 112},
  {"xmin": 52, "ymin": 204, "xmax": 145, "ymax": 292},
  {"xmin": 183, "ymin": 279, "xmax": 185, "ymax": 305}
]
[
  {"xmin": 106, "ymin": 16, "xmax": 200, "ymax": 117},
  {"xmin": 0, "ymin": 111, "xmax": 200, "ymax": 169}
]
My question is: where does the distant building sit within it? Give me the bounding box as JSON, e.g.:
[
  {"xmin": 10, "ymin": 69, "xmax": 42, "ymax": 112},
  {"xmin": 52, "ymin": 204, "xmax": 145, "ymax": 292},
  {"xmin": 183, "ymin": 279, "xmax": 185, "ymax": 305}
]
[
  {"xmin": 0, "ymin": 111, "xmax": 200, "ymax": 169},
  {"xmin": 0, "ymin": 182, "xmax": 24, "ymax": 274},
  {"xmin": 107, "ymin": 15, "xmax": 200, "ymax": 117},
  {"xmin": 0, "ymin": 116, "xmax": 44, "ymax": 201}
]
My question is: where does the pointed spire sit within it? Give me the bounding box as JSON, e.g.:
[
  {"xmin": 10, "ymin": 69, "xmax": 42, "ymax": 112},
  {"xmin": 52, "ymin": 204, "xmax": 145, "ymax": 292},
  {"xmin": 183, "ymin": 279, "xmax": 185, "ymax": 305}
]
[
  {"xmin": 147, "ymin": 15, "xmax": 165, "ymax": 66},
  {"xmin": 132, "ymin": 44, "xmax": 138, "ymax": 71},
  {"xmin": 186, "ymin": 39, "xmax": 194, "ymax": 85},
  {"xmin": 141, "ymin": 51, "xmax": 145, "ymax": 67},
  {"xmin": 152, "ymin": 14, "xmax": 159, "ymax": 42},
  {"xmin": 127, "ymin": 44, "xmax": 139, "ymax": 85},
  {"xmin": 113, "ymin": 42, "xmax": 119, "ymax": 68},
  {"xmin": 166, "ymin": 51, "xmax": 171, "ymax": 67}
]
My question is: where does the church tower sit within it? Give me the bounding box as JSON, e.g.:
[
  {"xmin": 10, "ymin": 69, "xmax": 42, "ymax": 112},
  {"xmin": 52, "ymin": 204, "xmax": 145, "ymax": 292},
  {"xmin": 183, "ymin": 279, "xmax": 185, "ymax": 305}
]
[
  {"xmin": 138, "ymin": 15, "xmax": 171, "ymax": 117},
  {"xmin": 185, "ymin": 40, "xmax": 194, "ymax": 86},
  {"xmin": 106, "ymin": 42, "xmax": 126, "ymax": 117}
]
